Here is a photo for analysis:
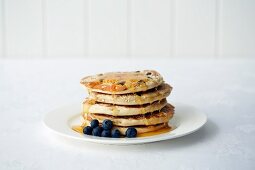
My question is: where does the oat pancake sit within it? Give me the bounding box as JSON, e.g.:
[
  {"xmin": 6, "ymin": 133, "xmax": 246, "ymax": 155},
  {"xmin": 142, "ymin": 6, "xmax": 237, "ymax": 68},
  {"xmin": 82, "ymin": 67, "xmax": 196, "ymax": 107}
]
[
  {"xmin": 83, "ymin": 104, "xmax": 174, "ymax": 126},
  {"xmin": 115, "ymin": 123, "xmax": 171, "ymax": 135},
  {"xmin": 83, "ymin": 99, "xmax": 167, "ymax": 116},
  {"xmin": 88, "ymin": 83, "xmax": 172, "ymax": 105},
  {"xmin": 80, "ymin": 70, "xmax": 163, "ymax": 94}
]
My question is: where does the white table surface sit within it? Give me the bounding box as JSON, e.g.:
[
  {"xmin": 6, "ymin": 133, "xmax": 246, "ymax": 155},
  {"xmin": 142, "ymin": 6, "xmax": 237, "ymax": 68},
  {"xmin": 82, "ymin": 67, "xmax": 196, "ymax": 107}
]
[{"xmin": 0, "ymin": 58, "xmax": 255, "ymax": 170}]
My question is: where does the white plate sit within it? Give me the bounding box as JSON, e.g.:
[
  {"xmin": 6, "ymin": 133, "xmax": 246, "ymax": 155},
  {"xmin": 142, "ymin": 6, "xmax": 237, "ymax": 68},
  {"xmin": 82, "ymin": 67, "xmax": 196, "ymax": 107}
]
[{"xmin": 43, "ymin": 103, "xmax": 207, "ymax": 145}]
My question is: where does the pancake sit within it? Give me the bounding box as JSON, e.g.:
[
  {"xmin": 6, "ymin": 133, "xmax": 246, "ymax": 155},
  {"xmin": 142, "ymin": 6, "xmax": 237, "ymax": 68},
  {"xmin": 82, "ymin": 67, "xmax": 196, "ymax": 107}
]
[
  {"xmin": 80, "ymin": 70, "xmax": 163, "ymax": 94},
  {"xmin": 83, "ymin": 104, "xmax": 174, "ymax": 126},
  {"xmin": 115, "ymin": 123, "xmax": 171, "ymax": 135},
  {"xmin": 88, "ymin": 83, "xmax": 172, "ymax": 105},
  {"xmin": 81, "ymin": 119, "xmax": 170, "ymax": 135},
  {"xmin": 83, "ymin": 99, "xmax": 167, "ymax": 116}
]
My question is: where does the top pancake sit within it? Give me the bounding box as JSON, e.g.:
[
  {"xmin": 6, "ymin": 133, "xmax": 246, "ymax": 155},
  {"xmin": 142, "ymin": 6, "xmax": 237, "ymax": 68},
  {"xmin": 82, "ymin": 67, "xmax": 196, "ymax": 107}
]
[{"xmin": 80, "ymin": 70, "xmax": 163, "ymax": 94}]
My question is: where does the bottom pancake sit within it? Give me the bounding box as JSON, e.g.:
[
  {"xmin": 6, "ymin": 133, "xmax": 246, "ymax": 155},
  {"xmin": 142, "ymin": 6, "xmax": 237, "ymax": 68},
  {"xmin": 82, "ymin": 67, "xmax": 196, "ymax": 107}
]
[
  {"xmin": 114, "ymin": 123, "xmax": 170, "ymax": 136},
  {"xmin": 83, "ymin": 104, "xmax": 174, "ymax": 126},
  {"xmin": 81, "ymin": 119, "xmax": 170, "ymax": 135}
]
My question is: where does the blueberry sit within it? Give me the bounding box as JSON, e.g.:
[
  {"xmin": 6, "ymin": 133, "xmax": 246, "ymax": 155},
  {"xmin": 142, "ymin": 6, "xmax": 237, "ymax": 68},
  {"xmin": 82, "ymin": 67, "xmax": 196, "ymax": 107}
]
[
  {"xmin": 90, "ymin": 119, "xmax": 99, "ymax": 128},
  {"xmin": 83, "ymin": 126, "xmax": 92, "ymax": 135},
  {"xmin": 125, "ymin": 128, "xmax": 137, "ymax": 138},
  {"xmin": 92, "ymin": 126, "xmax": 103, "ymax": 137},
  {"xmin": 102, "ymin": 119, "xmax": 113, "ymax": 130},
  {"xmin": 101, "ymin": 130, "xmax": 111, "ymax": 137},
  {"xmin": 111, "ymin": 129, "xmax": 121, "ymax": 138}
]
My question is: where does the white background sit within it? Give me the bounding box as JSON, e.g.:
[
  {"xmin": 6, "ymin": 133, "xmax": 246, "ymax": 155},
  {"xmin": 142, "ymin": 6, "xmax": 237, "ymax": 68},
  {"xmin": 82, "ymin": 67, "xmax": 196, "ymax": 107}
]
[{"xmin": 0, "ymin": 0, "xmax": 255, "ymax": 59}]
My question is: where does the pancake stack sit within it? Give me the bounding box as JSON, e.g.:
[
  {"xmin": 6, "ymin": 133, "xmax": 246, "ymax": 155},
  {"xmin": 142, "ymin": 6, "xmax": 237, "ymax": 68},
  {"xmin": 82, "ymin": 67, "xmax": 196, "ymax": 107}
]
[{"xmin": 80, "ymin": 70, "xmax": 174, "ymax": 135}]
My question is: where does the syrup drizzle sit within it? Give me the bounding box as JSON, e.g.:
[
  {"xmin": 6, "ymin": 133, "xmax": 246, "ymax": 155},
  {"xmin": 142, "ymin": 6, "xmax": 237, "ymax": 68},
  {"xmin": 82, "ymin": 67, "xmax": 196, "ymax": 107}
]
[
  {"xmin": 137, "ymin": 126, "xmax": 171, "ymax": 137},
  {"xmin": 72, "ymin": 125, "xmax": 84, "ymax": 134}
]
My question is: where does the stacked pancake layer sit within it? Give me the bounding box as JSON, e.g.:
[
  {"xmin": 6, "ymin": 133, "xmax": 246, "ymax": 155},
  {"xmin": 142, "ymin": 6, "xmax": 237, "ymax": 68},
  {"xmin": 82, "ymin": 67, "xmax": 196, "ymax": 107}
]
[{"xmin": 80, "ymin": 70, "xmax": 174, "ymax": 135}]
